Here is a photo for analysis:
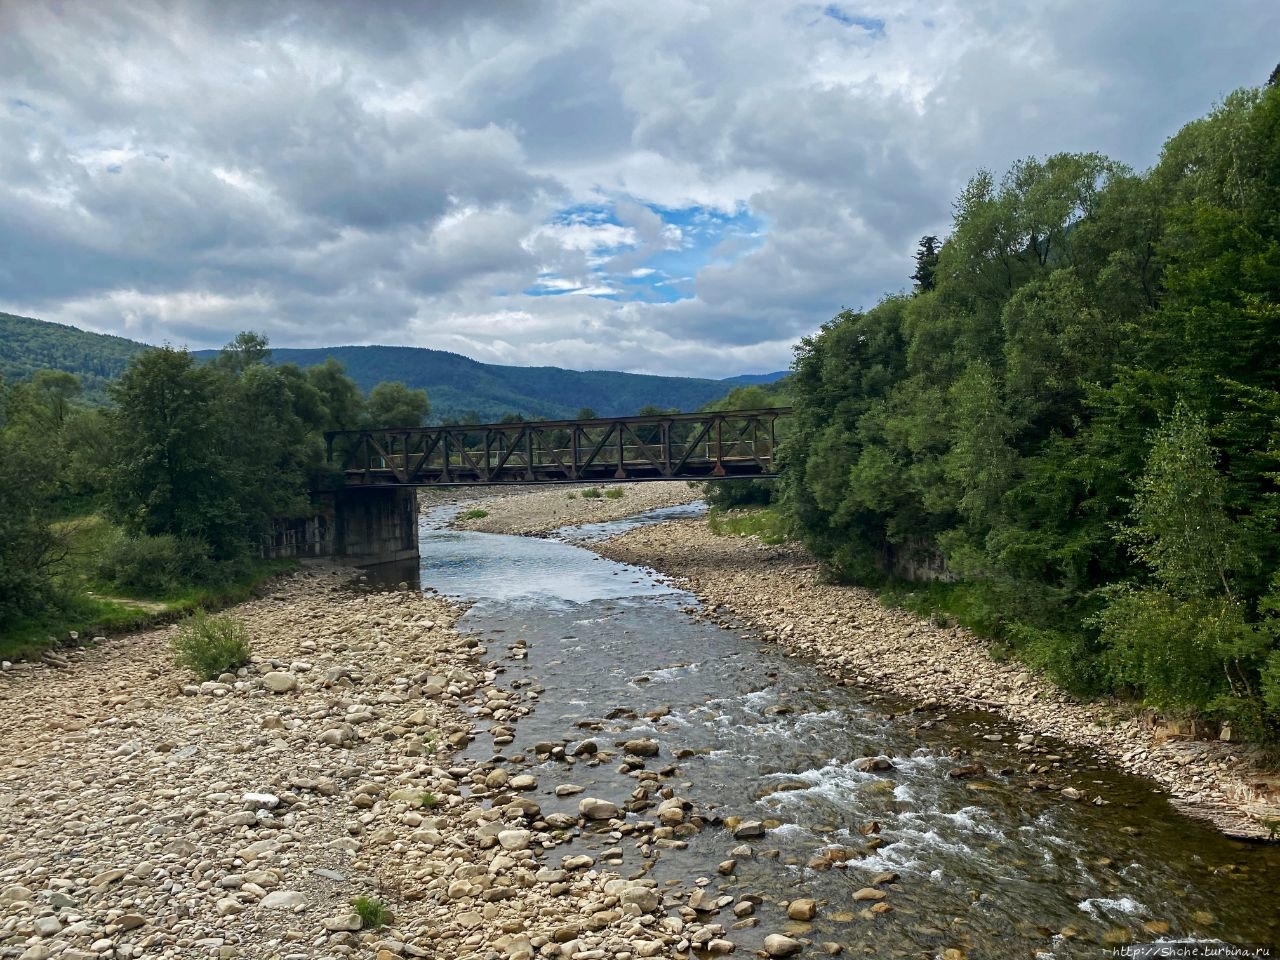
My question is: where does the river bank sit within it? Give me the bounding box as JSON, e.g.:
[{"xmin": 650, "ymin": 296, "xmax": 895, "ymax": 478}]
[
  {"xmin": 428, "ymin": 481, "xmax": 703, "ymax": 537},
  {"xmin": 588, "ymin": 517, "xmax": 1280, "ymax": 841},
  {"xmin": 0, "ymin": 563, "xmax": 688, "ymax": 960}
]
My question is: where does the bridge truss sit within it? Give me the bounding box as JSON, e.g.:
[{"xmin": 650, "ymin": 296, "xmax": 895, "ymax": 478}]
[{"xmin": 326, "ymin": 408, "xmax": 789, "ymax": 487}]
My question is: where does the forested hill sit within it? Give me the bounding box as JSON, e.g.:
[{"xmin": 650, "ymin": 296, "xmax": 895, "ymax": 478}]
[
  {"xmin": 0, "ymin": 313, "xmax": 148, "ymax": 402},
  {"xmin": 0, "ymin": 313, "xmax": 761, "ymax": 420},
  {"xmin": 189, "ymin": 345, "xmax": 753, "ymax": 422}
]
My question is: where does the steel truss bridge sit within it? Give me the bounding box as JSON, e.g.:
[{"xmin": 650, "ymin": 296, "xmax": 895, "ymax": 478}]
[{"xmin": 326, "ymin": 408, "xmax": 789, "ymax": 487}]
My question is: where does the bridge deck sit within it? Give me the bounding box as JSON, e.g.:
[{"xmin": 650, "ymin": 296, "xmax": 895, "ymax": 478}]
[{"xmin": 325, "ymin": 408, "xmax": 789, "ymax": 487}]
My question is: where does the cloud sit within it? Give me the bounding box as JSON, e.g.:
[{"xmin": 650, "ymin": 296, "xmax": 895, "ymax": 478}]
[{"xmin": 1, "ymin": 0, "xmax": 1277, "ymax": 378}]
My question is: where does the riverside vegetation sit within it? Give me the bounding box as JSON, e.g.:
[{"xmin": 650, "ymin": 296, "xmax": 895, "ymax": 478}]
[
  {"xmin": 0, "ymin": 333, "xmax": 429, "ymax": 656},
  {"xmin": 773, "ymin": 79, "xmax": 1280, "ymax": 745}
]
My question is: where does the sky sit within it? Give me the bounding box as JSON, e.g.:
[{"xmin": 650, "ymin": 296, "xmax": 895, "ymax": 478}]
[{"xmin": 1, "ymin": 1, "xmax": 1276, "ymax": 378}]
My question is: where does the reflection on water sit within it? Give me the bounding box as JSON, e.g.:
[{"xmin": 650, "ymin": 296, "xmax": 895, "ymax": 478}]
[{"xmin": 396, "ymin": 503, "xmax": 1280, "ymax": 958}]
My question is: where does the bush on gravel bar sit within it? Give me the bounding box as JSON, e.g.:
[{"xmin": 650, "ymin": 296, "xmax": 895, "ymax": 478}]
[{"xmin": 171, "ymin": 612, "xmax": 252, "ymax": 680}]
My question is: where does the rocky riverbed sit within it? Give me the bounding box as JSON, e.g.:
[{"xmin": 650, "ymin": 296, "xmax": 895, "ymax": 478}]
[
  {"xmin": 437, "ymin": 481, "xmax": 702, "ymax": 537},
  {"xmin": 592, "ymin": 518, "xmax": 1280, "ymax": 841},
  {"xmin": 0, "ymin": 565, "xmax": 700, "ymax": 960}
]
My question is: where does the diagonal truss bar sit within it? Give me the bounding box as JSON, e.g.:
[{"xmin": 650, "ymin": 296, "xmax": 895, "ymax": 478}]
[{"xmin": 324, "ymin": 407, "xmax": 791, "ymax": 487}]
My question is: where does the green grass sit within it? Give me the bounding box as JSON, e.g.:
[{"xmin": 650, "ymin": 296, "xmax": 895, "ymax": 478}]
[
  {"xmin": 580, "ymin": 487, "xmax": 603, "ymax": 499},
  {"xmin": 878, "ymin": 579, "xmax": 1008, "ymax": 646},
  {"xmin": 0, "ymin": 513, "xmax": 295, "ymax": 661},
  {"xmin": 706, "ymin": 506, "xmax": 790, "ymax": 545},
  {"xmin": 460, "ymin": 508, "xmax": 489, "ymax": 520},
  {"xmin": 352, "ymin": 895, "xmax": 390, "ymax": 929},
  {"xmin": 419, "ymin": 791, "xmax": 439, "ymax": 808},
  {"xmin": 603, "ymin": 487, "xmax": 625, "ymax": 500}
]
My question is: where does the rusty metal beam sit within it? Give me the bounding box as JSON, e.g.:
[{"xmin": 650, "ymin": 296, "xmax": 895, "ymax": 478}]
[{"xmin": 325, "ymin": 408, "xmax": 790, "ymax": 488}]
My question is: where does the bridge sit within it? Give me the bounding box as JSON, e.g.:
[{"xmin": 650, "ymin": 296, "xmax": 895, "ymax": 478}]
[{"xmin": 325, "ymin": 408, "xmax": 790, "ymax": 487}]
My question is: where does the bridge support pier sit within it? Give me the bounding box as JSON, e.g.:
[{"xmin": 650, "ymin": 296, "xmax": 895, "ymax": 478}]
[
  {"xmin": 261, "ymin": 488, "xmax": 419, "ymax": 566},
  {"xmin": 332, "ymin": 487, "xmax": 419, "ymax": 565}
]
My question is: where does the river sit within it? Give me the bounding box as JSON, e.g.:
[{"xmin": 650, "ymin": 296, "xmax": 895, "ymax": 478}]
[{"xmin": 368, "ymin": 504, "xmax": 1280, "ymax": 959}]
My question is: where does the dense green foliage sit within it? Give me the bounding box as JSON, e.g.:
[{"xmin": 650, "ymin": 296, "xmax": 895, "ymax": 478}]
[
  {"xmin": 0, "ymin": 333, "xmax": 431, "ymax": 643},
  {"xmin": 699, "ymin": 381, "xmax": 792, "ymax": 510},
  {"xmin": 783, "ymin": 84, "xmax": 1280, "ymax": 733}
]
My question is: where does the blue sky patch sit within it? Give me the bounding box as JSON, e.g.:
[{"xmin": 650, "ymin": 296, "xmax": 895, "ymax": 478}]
[
  {"xmin": 524, "ymin": 199, "xmax": 763, "ymax": 303},
  {"xmin": 821, "ymin": 4, "xmax": 886, "ymax": 36}
]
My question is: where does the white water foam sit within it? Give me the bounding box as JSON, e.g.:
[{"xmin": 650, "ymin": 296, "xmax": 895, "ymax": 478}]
[
  {"xmin": 640, "ymin": 662, "xmax": 703, "ymax": 683},
  {"xmin": 1078, "ymin": 896, "xmax": 1148, "ymax": 918}
]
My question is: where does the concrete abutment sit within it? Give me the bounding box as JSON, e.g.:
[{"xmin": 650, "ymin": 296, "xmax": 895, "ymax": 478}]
[{"xmin": 261, "ymin": 487, "xmax": 419, "ymax": 566}]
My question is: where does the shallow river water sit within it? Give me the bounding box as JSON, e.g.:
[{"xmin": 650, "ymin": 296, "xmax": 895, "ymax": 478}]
[{"xmin": 372, "ymin": 505, "xmax": 1280, "ymax": 959}]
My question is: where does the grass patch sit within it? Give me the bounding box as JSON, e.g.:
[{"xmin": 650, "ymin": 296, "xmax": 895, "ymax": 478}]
[
  {"xmin": 419, "ymin": 791, "xmax": 439, "ymax": 808},
  {"xmin": 0, "ymin": 513, "xmax": 294, "ymax": 662},
  {"xmin": 171, "ymin": 612, "xmax": 253, "ymax": 680},
  {"xmin": 706, "ymin": 506, "xmax": 790, "ymax": 545},
  {"xmin": 565, "ymin": 491, "xmax": 577, "ymax": 499},
  {"xmin": 460, "ymin": 508, "xmax": 489, "ymax": 520},
  {"xmin": 603, "ymin": 487, "xmax": 625, "ymax": 500},
  {"xmin": 352, "ymin": 895, "xmax": 390, "ymax": 929},
  {"xmin": 580, "ymin": 487, "xmax": 603, "ymax": 499},
  {"xmin": 878, "ymin": 579, "xmax": 1007, "ymax": 644}
]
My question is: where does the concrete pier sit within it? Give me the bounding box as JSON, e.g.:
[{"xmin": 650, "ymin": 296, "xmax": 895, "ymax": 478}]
[{"xmin": 262, "ymin": 488, "xmax": 419, "ymax": 566}]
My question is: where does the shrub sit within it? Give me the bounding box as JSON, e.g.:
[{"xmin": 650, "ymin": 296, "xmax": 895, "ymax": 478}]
[
  {"xmin": 171, "ymin": 612, "xmax": 252, "ymax": 680},
  {"xmin": 603, "ymin": 487, "xmax": 625, "ymax": 500},
  {"xmin": 460, "ymin": 508, "xmax": 489, "ymax": 520},
  {"xmin": 352, "ymin": 895, "xmax": 390, "ymax": 928},
  {"xmin": 98, "ymin": 532, "xmax": 209, "ymax": 594},
  {"xmin": 704, "ymin": 478, "xmax": 776, "ymax": 509},
  {"xmin": 580, "ymin": 487, "xmax": 603, "ymax": 499}
]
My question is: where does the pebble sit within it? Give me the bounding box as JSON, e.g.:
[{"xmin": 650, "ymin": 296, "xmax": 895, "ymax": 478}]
[
  {"xmin": 764, "ymin": 933, "xmax": 803, "ymax": 957},
  {"xmin": 787, "ymin": 898, "xmax": 817, "ymax": 920},
  {"xmin": 261, "ymin": 670, "xmax": 299, "ymax": 693}
]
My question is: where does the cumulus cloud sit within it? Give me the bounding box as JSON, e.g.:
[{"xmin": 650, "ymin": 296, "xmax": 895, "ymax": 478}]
[{"xmin": 1, "ymin": 0, "xmax": 1277, "ymax": 376}]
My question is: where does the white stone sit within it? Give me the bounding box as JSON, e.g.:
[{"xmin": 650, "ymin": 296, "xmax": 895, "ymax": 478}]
[
  {"xmin": 259, "ymin": 890, "xmax": 307, "ymax": 910},
  {"xmin": 497, "ymin": 829, "xmax": 532, "ymax": 851},
  {"xmin": 261, "ymin": 671, "xmax": 298, "ymax": 693}
]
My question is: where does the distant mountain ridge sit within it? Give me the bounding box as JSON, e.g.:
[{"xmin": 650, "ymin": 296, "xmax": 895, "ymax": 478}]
[
  {"xmin": 720, "ymin": 371, "xmax": 789, "ymax": 386},
  {"xmin": 0, "ymin": 312, "xmax": 786, "ymax": 421}
]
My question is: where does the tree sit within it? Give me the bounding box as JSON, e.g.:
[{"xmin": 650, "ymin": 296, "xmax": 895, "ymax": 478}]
[
  {"xmin": 306, "ymin": 358, "xmax": 365, "ymax": 432},
  {"xmin": 106, "ymin": 344, "xmax": 331, "ymax": 565},
  {"xmin": 0, "ymin": 381, "xmax": 62, "ymax": 628},
  {"xmin": 910, "ymin": 235, "xmax": 940, "ymax": 291},
  {"xmin": 106, "ymin": 348, "xmax": 237, "ymax": 557},
  {"xmin": 364, "ymin": 381, "xmax": 430, "ymax": 429},
  {"xmin": 1098, "ymin": 405, "xmax": 1269, "ymax": 716},
  {"xmin": 216, "ymin": 331, "xmax": 272, "ymax": 376}
]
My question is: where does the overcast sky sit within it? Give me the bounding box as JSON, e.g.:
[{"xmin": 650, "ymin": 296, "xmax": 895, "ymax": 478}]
[{"xmin": 2, "ymin": 1, "xmax": 1276, "ymax": 377}]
